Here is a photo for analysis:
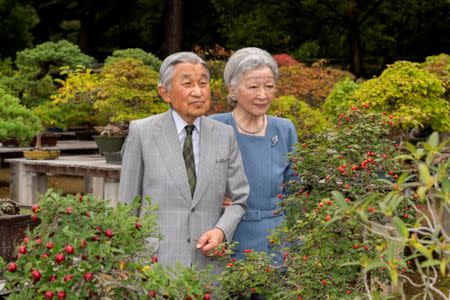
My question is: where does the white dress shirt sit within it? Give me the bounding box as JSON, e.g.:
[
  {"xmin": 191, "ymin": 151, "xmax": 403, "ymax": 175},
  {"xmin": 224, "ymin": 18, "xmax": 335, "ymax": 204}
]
[{"xmin": 171, "ymin": 110, "xmax": 200, "ymax": 174}]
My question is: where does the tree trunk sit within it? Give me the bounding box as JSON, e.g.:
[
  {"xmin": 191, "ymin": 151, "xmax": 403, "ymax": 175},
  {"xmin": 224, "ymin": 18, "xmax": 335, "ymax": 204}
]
[
  {"xmin": 78, "ymin": 0, "xmax": 96, "ymax": 55},
  {"xmin": 349, "ymin": 27, "xmax": 363, "ymax": 77},
  {"xmin": 161, "ymin": 0, "xmax": 183, "ymax": 57}
]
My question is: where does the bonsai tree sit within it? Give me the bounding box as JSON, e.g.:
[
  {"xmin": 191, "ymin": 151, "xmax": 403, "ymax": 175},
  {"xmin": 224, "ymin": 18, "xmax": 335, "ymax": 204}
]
[
  {"xmin": 0, "ymin": 88, "xmax": 42, "ymax": 146},
  {"xmin": 104, "ymin": 48, "xmax": 162, "ymax": 71},
  {"xmin": 51, "ymin": 58, "xmax": 167, "ymax": 136},
  {"xmin": 0, "ymin": 40, "xmax": 94, "ymax": 108}
]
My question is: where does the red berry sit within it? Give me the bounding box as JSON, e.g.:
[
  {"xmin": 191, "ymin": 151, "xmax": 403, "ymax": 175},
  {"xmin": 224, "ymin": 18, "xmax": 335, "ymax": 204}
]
[
  {"xmin": 321, "ymin": 279, "xmax": 327, "ymax": 285},
  {"xmin": 81, "ymin": 239, "xmax": 87, "ymax": 248},
  {"xmin": 18, "ymin": 245, "xmax": 27, "ymax": 254},
  {"xmin": 31, "ymin": 214, "xmax": 39, "ymax": 223},
  {"xmin": 326, "ymin": 200, "xmax": 333, "ymax": 205},
  {"xmin": 31, "ymin": 204, "xmax": 40, "ymax": 213},
  {"xmin": 49, "ymin": 274, "xmax": 57, "ymax": 282},
  {"xmin": 151, "ymin": 255, "xmax": 158, "ymax": 263},
  {"xmin": 66, "ymin": 207, "xmax": 73, "ymax": 214},
  {"xmin": 325, "ymin": 215, "xmax": 331, "ymax": 221},
  {"xmin": 35, "ymin": 238, "xmax": 42, "ymax": 245},
  {"xmin": 83, "ymin": 272, "xmax": 93, "ymax": 281},
  {"xmin": 105, "ymin": 229, "xmax": 113, "ymax": 238},
  {"xmin": 46, "ymin": 242, "xmax": 55, "ymax": 249},
  {"xmin": 345, "ymin": 198, "xmax": 351, "ymax": 203},
  {"xmin": 8, "ymin": 262, "xmax": 17, "ymax": 272},
  {"xmin": 79, "ymin": 195, "xmax": 83, "ymax": 202},
  {"xmin": 243, "ymin": 249, "xmax": 252, "ymax": 253},
  {"xmin": 57, "ymin": 291, "xmax": 66, "ymax": 300},
  {"xmin": 63, "ymin": 274, "xmax": 73, "ymax": 282},
  {"xmin": 55, "ymin": 253, "xmax": 65, "ymax": 264},
  {"xmin": 353, "ymin": 243, "xmax": 359, "ymax": 249},
  {"xmin": 251, "ymin": 288, "xmax": 256, "ymax": 294},
  {"xmin": 44, "ymin": 290, "xmax": 54, "ymax": 300},
  {"xmin": 346, "ymin": 290, "xmax": 352, "ymax": 295},
  {"xmin": 403, "ymin": 213, "xmax": 409, "ymax": 219},
  {"xmin": 135, "ymin": 223, "xmax": 142, "ymax": 230},
  {"xmin": 364, "ymin": 245, "xmax": 369, "ymax": 251},
  {"xmin": 318, "ymin": 202, "xmax": 324, "ymax": 208},
  {"xmin": 148, "ymin": 290, "xmax": 157, "ymax": 298},
  {"xmin": 32, "ymin": 269, "xmax": 42, "ymax": 282},
  {"xmin": 303, "ymin": 255, "xmax": 308, "ymax": 262},
  {"xmin": 23, "ymin": 236, "xmax": 30, "ymax": 244},
  {"xmin": 203, "ymin": 294, "xmax": 211, "ymax": 300},
  {"xmin": 226, "ymin": 263, "xmax": 233, "ymax": 267},
  {"xmin": 41, "ymin": 253, "xmax": 49, "ymax": 259},
  {"xmin": 65, "ymin": 245, "xmax": 75, "ymax": 255}
]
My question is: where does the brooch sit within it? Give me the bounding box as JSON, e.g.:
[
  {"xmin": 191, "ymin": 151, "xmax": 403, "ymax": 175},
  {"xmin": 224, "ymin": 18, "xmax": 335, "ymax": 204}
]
[{"xmin": 271, "ymin": 135, "xmax": 278, "ymax": 146}]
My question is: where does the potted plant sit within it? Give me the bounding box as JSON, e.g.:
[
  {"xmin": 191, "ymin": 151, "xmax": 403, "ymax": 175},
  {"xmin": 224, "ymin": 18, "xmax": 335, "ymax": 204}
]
[
  {"xmin": 0, "ymin": 89, "xmax": 42, "ymax": 147},
  {"xmin": 0, "ymin": 200, "xmax": 39, "ymax": 263}
]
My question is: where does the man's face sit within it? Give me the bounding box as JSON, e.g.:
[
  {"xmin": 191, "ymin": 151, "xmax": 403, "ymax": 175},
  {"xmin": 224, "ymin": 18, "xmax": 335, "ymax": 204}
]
[{"xmin": 158, "ymin": 62, "xmax": 211, "ymax": 124}]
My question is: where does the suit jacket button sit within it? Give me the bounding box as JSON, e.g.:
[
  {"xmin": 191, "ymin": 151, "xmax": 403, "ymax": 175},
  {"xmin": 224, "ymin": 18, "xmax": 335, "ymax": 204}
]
[
  {"xmin": 191, "ymin": 207, "xmax": 195, "ymax": 212},
  {"xmin": 187, "ymin": 238, "xmax": 191, "ymax": 243}
]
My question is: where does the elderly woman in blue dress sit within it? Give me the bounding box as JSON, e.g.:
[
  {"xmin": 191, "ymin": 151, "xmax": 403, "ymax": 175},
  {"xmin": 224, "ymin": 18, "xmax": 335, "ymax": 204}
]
[{"xmin": 210, "ymin": 47, "xmax": 298, "ymax": 261}]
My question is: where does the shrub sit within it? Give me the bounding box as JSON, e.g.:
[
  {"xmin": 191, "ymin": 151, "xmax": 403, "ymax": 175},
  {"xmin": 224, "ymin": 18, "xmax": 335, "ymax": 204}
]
[
  {"xmin": 352, "ymin": 60, "xmax": 450, "ymax": 132},
  {"xmin": 206, "ymin": 59, "xmax": 226, "ymax": 81},
  {"xmin": 347, "ymin": 133, "xmax": 450, "ymax": 299},
  {"xmin": 272, "ymin": 54, "xmax": 300, "ymax": 67},
  {"xmin": 277, "ymin": 62, "xmax": 354, "ymax": 108},
  {"xmin": 421, "ymin": 53, "xmax": 450, "ymax": 100},
  {"xmin": 94, "ymin": 58, "xmax": 166, "ymax": 126},
  {"xmin": 0, "ymin": 191, "xmax": 215, "ymax": 299},
  {"xmin": 104, "ymin": 48, "xmax": 161, "ymax": 72},
  {"xmin": 207, "ymin": 78, "xmax": 232, "ymax": 115},
  {"xmin": 322, "ymin": 78, "xmax": 360, "ymax": 121},
  {"xmin": 268, "ymin": 95, "xmax": 330, "ymax": 139},
  {"xmin": 270, "ymin": 107, "xmax": 412, "ymax": 299},
  {"xmin": 0, "ymin": 88, "xmax": 42, "ymax": 145}
]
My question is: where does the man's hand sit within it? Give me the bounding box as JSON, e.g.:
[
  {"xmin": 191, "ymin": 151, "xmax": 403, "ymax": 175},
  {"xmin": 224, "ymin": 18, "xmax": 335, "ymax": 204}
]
[
  {"xmin": 222, "ymin": 196, "xmax": 232, "ymax": 208},
  {"xmin": 196, "ymin": 227, "xmax": 225, "ymax": 256}
]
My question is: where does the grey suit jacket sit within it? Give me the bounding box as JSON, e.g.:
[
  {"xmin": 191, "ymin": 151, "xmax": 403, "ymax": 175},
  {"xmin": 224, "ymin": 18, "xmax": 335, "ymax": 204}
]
[{"xmin": 119, "ymin": 110, "xmax": 249, "ymax": 269}]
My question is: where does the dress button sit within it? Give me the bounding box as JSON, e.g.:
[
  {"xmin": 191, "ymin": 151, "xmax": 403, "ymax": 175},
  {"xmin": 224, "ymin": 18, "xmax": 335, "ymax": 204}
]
[
  {"xmin": 187, "ymin": 238, "xmax": 191, "ymax": 243},
  {"xmin": 191, "ymin": 207, "xmax": 195, "ymax": 212}
]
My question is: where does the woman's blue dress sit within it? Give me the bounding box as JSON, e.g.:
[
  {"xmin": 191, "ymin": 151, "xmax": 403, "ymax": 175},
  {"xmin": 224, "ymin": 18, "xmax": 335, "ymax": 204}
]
[{"xmin": 209, "ymin": 113, "xmax": 298, "ymax": 262}]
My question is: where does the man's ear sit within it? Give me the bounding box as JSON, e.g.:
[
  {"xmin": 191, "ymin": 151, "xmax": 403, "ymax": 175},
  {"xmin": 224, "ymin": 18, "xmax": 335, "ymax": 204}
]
[{"xmin": 158, "ymin": 84, "xmax": 171, "ymax": 104}]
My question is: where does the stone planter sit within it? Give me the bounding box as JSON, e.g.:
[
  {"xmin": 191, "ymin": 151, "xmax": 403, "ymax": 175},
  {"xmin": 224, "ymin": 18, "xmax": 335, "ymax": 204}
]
[
  {"xmin": 0, "ymin": 214, "xmax": 37, "ymax": 262},
  {"xmin": 93, "ymin": 135, "xmax": 126, "ymax": 164}
]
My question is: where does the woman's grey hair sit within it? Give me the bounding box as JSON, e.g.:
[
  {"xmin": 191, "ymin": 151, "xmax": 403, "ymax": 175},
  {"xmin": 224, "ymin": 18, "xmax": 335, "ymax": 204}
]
[
  {"xmin": 159, "ymin": 52, "xmax": 209, "ymax": 90},
  {"xmin": 223, "ymin": 47, "xmax": 279, "ymax": 105}
]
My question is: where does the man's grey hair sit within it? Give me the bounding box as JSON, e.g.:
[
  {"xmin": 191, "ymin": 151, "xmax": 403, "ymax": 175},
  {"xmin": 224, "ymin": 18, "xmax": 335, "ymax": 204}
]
[
  {"xmin": 223, "ymin": 47, "xmax": 279, "ymax": 88},
  {"xmin": 159, "ymin": 52, "xmax": 209, "ymax": 90}
]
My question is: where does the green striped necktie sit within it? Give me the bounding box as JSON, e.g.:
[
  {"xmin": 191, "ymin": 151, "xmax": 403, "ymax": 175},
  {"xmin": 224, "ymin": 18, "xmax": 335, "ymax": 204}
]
[{"xmin": 183, "ymin": 124, "xmax": 196, "ymax": 196}]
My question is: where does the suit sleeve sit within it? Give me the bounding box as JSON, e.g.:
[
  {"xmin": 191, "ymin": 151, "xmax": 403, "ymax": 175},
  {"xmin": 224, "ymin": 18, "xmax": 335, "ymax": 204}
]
[
  {"xmin": 119, "ymin": 121, "xmax": 144, "ymax": 206},
  {"xmin": 214, "ymin": 127, "xmax": 249, "ymax": 241},
  {"xmin": 283, "ymin": 120, "xmax": 299, "ymax": 184}
]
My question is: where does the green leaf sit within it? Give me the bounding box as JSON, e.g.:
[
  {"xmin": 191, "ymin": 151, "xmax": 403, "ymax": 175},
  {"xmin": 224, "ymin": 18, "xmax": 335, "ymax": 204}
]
[
  {"xmin": 393, "ymin": 216, "xmax": 408, "ymax": 238},
  {"xmin": 418, "ymin": 163, "xmax": 433, "ymax": 187},
  {"xmin": 419, "ymin": 259, "xmax": 441, "ymax": 268},
  {"xmin": 332, "ymin": 190, "xmax": 347, "ymax": 209},
  {"xmin": 363, "ymin": 258, "xmax": 385, "ymax": 272},
  {"xmin": 427, "ymin": 132, "xmax": 439, "ymax": 148},
  {"xmin": 410, "ymin": 239, "xmax": 433, "ymax": 260}
]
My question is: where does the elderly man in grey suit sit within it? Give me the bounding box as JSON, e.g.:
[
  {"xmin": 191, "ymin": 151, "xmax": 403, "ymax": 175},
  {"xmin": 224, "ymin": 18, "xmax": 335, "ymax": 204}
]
[{"xmin": 119, "ymin": 52, "xmax": 249, "ymax": 270}]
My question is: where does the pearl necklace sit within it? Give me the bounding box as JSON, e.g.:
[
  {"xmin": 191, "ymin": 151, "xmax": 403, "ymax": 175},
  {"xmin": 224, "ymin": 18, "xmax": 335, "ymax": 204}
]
[{"xmin": 232, "ymin": 111, "xmax": 266, "ymax": 135}]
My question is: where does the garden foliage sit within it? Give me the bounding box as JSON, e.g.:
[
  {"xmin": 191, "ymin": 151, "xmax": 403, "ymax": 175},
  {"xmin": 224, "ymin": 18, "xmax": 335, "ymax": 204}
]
[
  {"xmin": 104, "ymin": 48, "xmax": 162, "ymax": 72},
  {"xmin": 0, "ymin": 88, "xmax": 42, "ymax": 145},
  {"xmin": 276, "ymin": 62, "xmax": 353, "ymax": 108},
  {"xmin": 0, "ymin": 191, "xmax": 214, "ymax": 299},
  {"xmin": 268, "ymin": 95, "xmax": 330, "ymax": 139}
]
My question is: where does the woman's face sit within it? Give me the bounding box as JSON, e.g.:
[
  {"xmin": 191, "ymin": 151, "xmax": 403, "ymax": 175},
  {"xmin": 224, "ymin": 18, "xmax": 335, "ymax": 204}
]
[{"xmin": 232, "ymin": 66, "xmax": 275, "ymax": 117}]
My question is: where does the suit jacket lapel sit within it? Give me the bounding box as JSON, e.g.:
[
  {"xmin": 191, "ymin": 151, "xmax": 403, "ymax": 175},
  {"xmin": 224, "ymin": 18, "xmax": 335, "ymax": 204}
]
[
  {"xmin": 192, "ymin": 116, "xmax": 217, "ymax": 207},
  {"xmin": 153, "ymin": 111, "xmax": 192, "ymax": 204}
]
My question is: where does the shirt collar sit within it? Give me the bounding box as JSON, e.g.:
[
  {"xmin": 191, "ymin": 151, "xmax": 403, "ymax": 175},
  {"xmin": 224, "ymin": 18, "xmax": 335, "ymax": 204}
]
[{"xmin": 171, "ymin": 110, "xmax": 201, "ymax": 135}]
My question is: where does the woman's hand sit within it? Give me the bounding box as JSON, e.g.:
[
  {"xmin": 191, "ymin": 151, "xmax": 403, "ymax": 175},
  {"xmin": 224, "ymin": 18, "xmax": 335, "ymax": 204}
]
[{"xmin": 222, "ymin": 196, "xmax": 232, "ymax": 208}]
